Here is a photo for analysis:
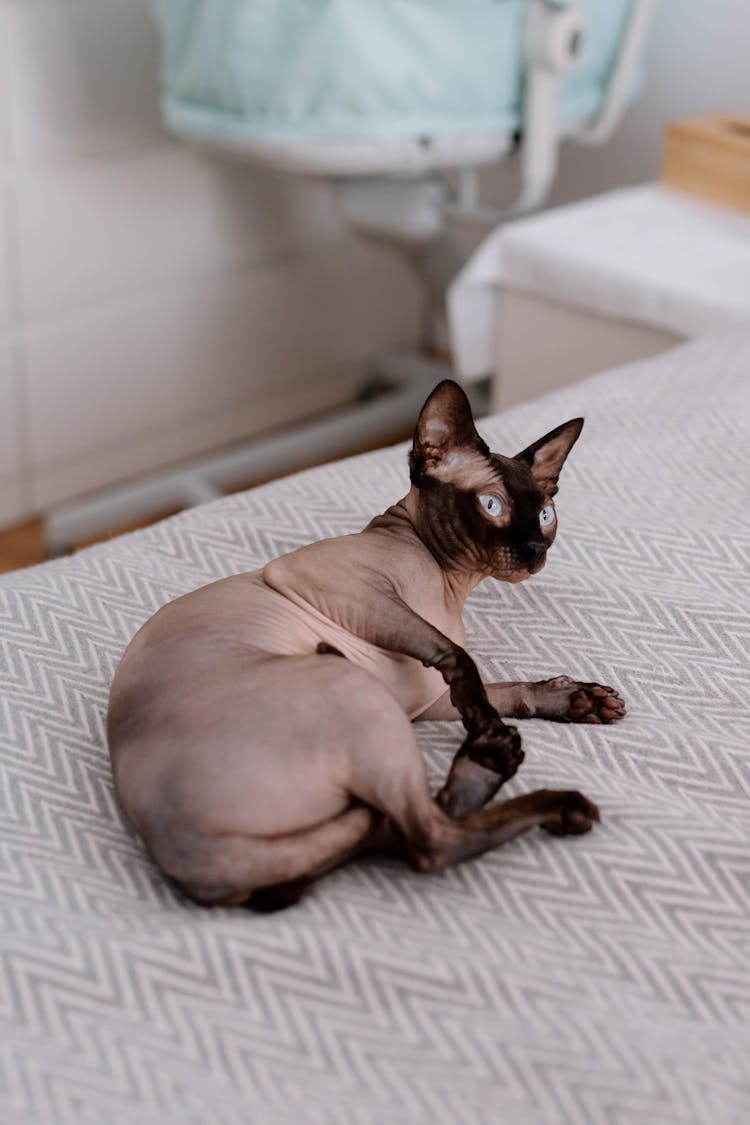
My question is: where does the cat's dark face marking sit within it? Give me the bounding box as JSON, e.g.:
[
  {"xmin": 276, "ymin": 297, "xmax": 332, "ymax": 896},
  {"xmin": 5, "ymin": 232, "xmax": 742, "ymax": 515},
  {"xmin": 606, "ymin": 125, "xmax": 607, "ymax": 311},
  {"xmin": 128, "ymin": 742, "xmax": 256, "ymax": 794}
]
[{"xmin": 409, "ymin": 381, "xmax": 583, "ymax": 582}]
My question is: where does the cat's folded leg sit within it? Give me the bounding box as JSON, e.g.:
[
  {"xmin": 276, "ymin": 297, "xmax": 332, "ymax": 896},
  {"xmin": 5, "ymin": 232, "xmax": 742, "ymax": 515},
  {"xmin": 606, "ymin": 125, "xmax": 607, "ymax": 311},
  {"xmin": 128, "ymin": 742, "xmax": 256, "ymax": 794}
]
[
  {"xmin": 298, "ymin": 591, "xmax": 527, "ymax": 819},
  {"xmin": 435, "ymin": 732, "xmax": 521, "ymax": 818},
  {"xmin": 426, "ymin": 677, "xmax": 623, "ymax": 817}
]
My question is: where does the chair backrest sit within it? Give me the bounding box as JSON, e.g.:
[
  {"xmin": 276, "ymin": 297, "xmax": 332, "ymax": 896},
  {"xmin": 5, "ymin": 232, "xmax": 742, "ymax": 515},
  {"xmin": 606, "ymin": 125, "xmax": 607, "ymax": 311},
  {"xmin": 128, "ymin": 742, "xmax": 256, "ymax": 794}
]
[{"xmin": 151, "ymin": 0, "xmax": 640, "ymax": 149}]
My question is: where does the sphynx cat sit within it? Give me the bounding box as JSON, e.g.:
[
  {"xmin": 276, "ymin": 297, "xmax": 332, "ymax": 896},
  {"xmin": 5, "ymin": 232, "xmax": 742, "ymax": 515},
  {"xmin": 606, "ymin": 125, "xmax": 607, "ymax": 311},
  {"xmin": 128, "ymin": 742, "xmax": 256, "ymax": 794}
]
[{"xmin": 108, "ymin": 381, "xmax": 624, "ymax": 910}]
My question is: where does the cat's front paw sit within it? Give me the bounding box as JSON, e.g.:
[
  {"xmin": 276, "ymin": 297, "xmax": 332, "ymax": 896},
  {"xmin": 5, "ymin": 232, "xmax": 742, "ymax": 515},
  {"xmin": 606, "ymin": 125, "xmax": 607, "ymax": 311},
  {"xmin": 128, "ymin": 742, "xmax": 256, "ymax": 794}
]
[
  {"xmin": 467, "ymin": 722, "xmax": 524, "ymax": 781},
  {"xmin": 538, "ymin": 676, "xmax": 625, "ymax": 724}
]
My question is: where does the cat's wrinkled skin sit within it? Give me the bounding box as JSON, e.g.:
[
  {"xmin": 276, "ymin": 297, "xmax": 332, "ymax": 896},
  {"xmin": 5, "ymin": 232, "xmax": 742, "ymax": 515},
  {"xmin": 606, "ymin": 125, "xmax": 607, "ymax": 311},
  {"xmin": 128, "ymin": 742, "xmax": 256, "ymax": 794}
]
[{"xmin": 108, "ymin": 381, "xmax": 624, "ymax": 909}]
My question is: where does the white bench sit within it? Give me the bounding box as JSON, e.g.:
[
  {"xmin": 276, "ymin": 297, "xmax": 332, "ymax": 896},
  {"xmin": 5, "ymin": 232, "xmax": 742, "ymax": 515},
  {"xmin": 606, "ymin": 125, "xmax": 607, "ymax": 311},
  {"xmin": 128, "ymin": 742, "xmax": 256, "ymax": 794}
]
[{"xmin": 449, "ymin": 183, "xmax": 750, "ymax": 409}]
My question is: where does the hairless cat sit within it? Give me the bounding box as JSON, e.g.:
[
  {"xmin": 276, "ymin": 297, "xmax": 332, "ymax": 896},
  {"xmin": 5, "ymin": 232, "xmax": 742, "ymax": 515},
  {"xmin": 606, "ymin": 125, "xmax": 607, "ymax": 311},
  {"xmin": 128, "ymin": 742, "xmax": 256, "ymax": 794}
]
[{"xmin": 108, "ymin": 381, "xmax": 624, "ymax": 909}]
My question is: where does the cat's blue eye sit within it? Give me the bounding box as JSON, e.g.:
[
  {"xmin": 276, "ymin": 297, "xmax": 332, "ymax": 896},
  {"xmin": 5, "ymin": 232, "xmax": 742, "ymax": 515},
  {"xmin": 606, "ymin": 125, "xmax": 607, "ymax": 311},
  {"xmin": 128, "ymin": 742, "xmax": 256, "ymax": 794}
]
[
  {"xmin": 539, "ymin": 505, "xmax": 555, "ymax": 527},
  {"xmin": 479, "ymin": 494, "xmax": 503, "ymax": 517}
]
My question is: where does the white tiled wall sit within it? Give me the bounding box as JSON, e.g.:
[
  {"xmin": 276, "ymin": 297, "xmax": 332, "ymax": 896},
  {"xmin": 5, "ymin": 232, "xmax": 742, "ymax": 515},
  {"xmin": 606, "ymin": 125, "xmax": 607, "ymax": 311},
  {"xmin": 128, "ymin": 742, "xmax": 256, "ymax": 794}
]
[
  {"xmin": 0, "ymin": 0, "xmax": 420, "ymax": 529},
  {"xmin": 24, "ymin": 239, "xmax": 415, "ymax": 475},
  {"xmin": 15, "ymin": 146, "xmax": 343, "ymax": 323},
  {"xmin": 6, "ymin": 0, "xmax": 164, "ymax": 164},
  {"xmin": 0, "ymin": 344, "xmax": 18, "ymax": 477},
  {"xmin": 0, "ymin": 188, "xmax": 12, "ymax": 331},
  {"xmin": 0, "ymin": 343, "xmax": 23, "ymax": 526},
  {"xmin": 0, "ymin": 10, "xmax": 12, "ymax": 170}
]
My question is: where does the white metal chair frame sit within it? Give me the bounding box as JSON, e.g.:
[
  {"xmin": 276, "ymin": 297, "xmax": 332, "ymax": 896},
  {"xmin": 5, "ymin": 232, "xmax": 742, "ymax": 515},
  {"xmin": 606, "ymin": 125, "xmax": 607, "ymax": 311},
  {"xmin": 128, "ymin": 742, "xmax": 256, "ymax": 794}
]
[{"xmin": 45, "ymin": 0, "xmax": 654, "ymax": 555}]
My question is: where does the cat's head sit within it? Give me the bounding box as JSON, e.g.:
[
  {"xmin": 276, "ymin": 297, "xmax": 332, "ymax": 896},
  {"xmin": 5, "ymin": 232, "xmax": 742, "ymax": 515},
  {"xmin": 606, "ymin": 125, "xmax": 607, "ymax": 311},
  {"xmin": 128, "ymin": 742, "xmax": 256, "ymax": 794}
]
[{"xmin": 408, "ymin": 380, "xmax": 582, "ymax": 582}]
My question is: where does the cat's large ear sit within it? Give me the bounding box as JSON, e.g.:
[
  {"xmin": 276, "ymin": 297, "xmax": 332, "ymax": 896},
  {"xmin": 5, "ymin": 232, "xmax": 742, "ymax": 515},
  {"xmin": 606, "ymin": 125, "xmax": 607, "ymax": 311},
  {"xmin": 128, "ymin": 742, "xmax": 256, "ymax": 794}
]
[
  {"xmin": 409, "ymin": 380, "xmax": 488, "ymax": 484},
  {"xmin": 515, "ymin": 418, "xmax": 584, "ymax": 494}
]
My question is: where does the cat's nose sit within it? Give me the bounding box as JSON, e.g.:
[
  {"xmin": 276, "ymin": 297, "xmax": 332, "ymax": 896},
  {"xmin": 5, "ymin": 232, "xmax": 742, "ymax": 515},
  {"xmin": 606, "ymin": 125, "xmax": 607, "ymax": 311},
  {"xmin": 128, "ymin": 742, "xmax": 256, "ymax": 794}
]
[{"xmin": 526, "ymin": 540, "xmax": 547, "ymax": 568}]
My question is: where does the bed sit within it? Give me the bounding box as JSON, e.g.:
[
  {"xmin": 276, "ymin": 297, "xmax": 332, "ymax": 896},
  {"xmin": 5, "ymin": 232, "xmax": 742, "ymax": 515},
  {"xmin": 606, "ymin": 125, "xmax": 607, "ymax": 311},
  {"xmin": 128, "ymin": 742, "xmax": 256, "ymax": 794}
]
[{"xmin": 2, "ymin": 332, "xmax": 749, "ymax": 1124}]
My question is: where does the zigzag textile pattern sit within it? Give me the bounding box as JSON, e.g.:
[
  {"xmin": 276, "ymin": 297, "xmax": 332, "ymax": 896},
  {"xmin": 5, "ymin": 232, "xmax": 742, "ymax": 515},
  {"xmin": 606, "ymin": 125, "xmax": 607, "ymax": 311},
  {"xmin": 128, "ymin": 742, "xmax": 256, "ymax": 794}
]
[{"xmin": 1, "ymin": 332, "xmax": 749, "ymax": 1123}]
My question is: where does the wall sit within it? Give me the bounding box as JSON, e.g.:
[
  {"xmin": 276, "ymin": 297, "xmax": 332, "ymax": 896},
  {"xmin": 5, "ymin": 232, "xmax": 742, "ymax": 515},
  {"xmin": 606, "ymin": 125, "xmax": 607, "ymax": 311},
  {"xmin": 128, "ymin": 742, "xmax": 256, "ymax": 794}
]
[
  {"xmin": 0, "ymin": 1, "xmax": 421, "ymax": 529},
  {"xmin": 475, "ymin": 0, "xmax": 750, "ymax": 215},
  {"xmin": 549, "ymin": 0, "xmax": 750, "ymax": 206}
]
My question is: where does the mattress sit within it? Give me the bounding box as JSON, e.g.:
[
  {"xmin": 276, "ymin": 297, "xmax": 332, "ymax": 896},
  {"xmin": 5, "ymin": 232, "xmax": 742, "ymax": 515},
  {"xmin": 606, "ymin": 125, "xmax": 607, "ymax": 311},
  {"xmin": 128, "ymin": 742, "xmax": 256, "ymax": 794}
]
[{"xmin": 2, "ymin": 333, "xmax": 749, "ymax": 1124}]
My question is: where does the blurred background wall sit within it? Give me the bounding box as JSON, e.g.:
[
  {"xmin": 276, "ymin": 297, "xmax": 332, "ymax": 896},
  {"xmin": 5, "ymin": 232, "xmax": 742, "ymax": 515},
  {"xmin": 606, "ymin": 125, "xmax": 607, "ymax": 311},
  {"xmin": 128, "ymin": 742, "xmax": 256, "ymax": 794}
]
[
  {"xmin": 1, "ymin": 0, "xmax": 748, "ymax": 532},
  {"xmin": 0, "ymin": 0, "xmax": 421, "ymax": 528}
]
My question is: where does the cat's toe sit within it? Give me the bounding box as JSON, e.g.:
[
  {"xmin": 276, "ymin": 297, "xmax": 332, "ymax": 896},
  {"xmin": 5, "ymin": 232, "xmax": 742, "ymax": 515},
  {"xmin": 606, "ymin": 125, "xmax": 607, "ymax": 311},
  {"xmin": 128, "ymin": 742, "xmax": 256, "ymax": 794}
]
[
  {"xmin": 536, "ymin": 677, "xmax": 626, "ymax": 724},
  {"xmin": 566, "ymin": 683, "xmax": 625, "ymax": 724}
]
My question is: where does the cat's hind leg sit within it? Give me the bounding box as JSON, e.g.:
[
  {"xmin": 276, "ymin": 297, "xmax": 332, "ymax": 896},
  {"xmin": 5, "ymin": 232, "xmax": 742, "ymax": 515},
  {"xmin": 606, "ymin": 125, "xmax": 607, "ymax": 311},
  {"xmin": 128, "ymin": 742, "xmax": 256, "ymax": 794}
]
[
  {"xmin": 408, "ymin": 788, "xmax": 600, "ymax": 874},
  {"xmin": 173, "ymin": 803, "xmax": 380, "ymax": 907}
]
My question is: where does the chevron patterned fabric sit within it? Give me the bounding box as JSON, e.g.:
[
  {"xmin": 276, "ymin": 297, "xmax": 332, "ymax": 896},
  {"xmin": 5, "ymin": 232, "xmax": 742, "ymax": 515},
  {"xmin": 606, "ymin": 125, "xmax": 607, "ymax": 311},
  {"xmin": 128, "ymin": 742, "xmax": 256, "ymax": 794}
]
[{"xmin": 2, "ymin": 333, "xmax": 749, "ymax": 1124}]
